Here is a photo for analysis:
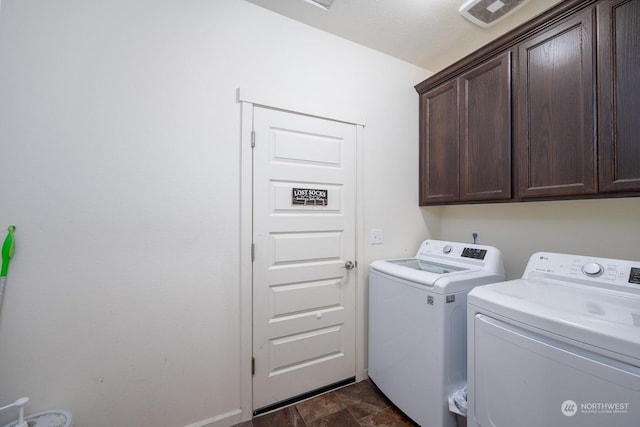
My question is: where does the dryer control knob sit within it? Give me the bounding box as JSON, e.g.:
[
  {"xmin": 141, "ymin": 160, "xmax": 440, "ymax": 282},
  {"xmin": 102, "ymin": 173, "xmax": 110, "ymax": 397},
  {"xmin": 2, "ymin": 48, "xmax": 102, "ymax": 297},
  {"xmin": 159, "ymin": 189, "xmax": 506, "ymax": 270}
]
[
  {"xmin": 582, "ymin": 262, "xmax": 604, "ymax": 277},
  {"xmin": 443, "ymin": 245, "xmax": 453, "ymax": 254}
]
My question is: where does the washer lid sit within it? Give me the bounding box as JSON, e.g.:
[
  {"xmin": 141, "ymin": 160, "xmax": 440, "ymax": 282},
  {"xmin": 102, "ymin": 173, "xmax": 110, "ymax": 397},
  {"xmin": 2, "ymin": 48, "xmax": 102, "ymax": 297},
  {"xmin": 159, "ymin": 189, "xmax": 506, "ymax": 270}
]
[
  {"xmin": 370, "ymin": 258, "xmax": 504, "ymax": 293},
  {"xmin": 370, "ymin": 258, "xmax": 475, "ymax": 286},
  {"xmin": 387, "ymin": 258, "xmax": 467, "ymax": 274},
  {"xmin": 468, "ymin": 277, "xmax": 640, "ymax": 363}
]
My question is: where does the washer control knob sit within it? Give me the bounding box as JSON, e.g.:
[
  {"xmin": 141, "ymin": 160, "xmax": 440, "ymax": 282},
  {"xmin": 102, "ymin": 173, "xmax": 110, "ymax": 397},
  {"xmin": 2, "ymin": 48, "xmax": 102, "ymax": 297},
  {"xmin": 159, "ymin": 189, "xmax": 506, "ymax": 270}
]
[
  {"xmin": 582, "ymin": 262, "xmax": 604, "ymax": 277},
  {"xmin": 443, "ymin": 245, "xmax": 453, "ymax": 254}
]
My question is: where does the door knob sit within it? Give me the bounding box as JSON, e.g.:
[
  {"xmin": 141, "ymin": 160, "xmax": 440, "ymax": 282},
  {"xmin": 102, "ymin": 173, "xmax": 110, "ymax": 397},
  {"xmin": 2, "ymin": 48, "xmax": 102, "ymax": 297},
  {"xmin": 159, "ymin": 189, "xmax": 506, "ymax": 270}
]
[{"xmin": 342, "ymin": 260, "xmax": 355, "ymax": 270}]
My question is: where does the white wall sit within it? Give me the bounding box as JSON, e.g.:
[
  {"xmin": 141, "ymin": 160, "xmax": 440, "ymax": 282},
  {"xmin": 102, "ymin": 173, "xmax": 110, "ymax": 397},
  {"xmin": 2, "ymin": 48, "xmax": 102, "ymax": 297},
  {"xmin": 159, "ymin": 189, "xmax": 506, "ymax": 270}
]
[
  {"xmin": 438, "ymin": 197, "xmax": 640, "ymax": 280},
  {"xmin": 0, "ymin": 1, "xmax": 433, "ymax": 426}
]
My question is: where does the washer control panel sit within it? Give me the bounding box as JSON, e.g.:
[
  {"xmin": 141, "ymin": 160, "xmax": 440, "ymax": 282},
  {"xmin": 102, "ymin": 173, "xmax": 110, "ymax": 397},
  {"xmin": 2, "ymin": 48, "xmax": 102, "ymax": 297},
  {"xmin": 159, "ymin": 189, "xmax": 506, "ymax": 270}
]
[
  {"xmin": 419, "ymin": 240, "xmax": 491, "ymax": 261},
  {"xmin": 524, "ymin": 252, "xmax": 640, "ymax": 291},
  {"xmin": 415, "ymin": 240, "xmax": 504, "ymax": 275}
]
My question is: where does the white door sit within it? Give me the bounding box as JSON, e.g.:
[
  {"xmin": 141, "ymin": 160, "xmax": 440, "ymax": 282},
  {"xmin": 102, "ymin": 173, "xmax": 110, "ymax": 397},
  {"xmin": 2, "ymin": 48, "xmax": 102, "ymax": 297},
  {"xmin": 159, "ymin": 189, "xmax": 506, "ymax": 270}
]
[{"xmin": 252, "ymin": 106, "xmax": 357, "ymax": 411}]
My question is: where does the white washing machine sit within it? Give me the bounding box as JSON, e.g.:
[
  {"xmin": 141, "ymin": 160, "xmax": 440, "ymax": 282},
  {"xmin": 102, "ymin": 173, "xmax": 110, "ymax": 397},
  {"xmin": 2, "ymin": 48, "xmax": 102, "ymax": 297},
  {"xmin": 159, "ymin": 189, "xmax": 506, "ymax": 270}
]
[
  {"xmin": 368, "ymin": 239, "xmax": 505, "ymax": 427},
  {"xmin": 467, "ymin": 252, "xmax": 640, "ymax": 427}
]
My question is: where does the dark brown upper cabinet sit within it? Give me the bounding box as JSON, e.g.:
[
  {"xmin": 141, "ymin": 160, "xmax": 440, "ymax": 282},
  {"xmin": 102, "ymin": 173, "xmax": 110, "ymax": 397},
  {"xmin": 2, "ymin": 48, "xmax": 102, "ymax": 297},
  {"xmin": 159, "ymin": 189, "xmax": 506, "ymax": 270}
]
[
  {"xmin": 415, "ymin": 0, "xmax": 640, "ymax": 206},
  {"xmin": 460, "ymin": 52, "xmax": 512, "ymax": 202},
  {"xmin": 419, "ymin": 80, "xmax": 459, "ymax": 204},
  {"xmin": 514, "ymin": 6, "xmax": 597, "ymax": 199},
  {"xmin": 418, "ymin": 53, "xmax": 511, "ymax": 205},
  {"xmin": 597, "ymin": 0, "xmax": 640, "ymax": 193}
]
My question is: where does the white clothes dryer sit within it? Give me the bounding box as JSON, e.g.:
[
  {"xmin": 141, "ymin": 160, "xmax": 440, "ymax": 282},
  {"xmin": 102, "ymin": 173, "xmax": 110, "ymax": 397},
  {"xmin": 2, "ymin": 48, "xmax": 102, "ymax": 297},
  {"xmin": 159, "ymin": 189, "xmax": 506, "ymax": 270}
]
[
  {"xmin": 368, "ymin": 239, "xmax": 504, "ymax": 427},
  {"xmin": 467, "ymin": 252, "xmax": 640, "ymax": 427}
]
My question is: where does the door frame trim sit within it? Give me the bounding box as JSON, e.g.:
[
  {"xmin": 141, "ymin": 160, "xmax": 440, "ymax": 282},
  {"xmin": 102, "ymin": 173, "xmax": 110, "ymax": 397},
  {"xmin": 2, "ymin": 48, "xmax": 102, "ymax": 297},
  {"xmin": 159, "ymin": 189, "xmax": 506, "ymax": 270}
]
[
  {"xmin": 238, "ymin": 87, "xmax": 366, "ymax": 126},
  {"xmin": 238, "ymin": 87, "xmax": 366, "ymax": 421}
]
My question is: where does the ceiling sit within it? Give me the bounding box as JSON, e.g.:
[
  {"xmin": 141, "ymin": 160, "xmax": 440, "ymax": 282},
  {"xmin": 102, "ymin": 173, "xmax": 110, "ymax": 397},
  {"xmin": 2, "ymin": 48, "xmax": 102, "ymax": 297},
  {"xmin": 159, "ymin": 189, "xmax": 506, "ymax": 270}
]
[{"xmin": 244, "ymin": 0, "xmax": 564, "ymax": 72}]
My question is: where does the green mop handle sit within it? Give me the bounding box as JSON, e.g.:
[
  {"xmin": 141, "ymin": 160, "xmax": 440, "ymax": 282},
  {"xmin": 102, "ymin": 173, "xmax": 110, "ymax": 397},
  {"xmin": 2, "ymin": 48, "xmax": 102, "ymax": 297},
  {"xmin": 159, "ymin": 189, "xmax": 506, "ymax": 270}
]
[{"xmin": 1, "ymin": 225, "xmax": 16, "ymax": 277}]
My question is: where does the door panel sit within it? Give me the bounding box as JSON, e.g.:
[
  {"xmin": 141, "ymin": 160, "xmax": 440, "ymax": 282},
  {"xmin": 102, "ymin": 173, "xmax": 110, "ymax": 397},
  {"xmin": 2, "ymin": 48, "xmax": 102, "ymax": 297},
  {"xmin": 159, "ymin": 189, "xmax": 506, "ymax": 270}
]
[
  {"xmin": 270, "ymin": 278, "xmax": 343, "ymax": 319},
  {"xmin": 268, "ymin": 325, "xmax": 345, "ymax": 375},
  {"xmin": 252, "ymin": 107, "xmax": 356, "ymax": 411}
]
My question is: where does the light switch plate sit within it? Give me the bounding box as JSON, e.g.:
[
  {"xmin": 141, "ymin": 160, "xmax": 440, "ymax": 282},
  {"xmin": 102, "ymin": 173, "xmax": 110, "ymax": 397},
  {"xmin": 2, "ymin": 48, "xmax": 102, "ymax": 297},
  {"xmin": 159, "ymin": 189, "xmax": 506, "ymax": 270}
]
[{"xmin": 371, "ymin": 229, "xmax": 383, "ymax": 245}]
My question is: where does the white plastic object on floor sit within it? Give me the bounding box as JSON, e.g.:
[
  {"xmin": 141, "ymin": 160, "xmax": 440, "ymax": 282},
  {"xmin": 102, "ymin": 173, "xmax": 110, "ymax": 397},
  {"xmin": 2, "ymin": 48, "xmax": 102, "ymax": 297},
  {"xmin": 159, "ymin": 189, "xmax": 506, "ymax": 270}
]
[
  {"xmin": 0, "ymin": 397, "xmax": 29, "ymax": 427},
  {"xmin": 2, "ymin": 409, "xmax": 72, "ymax": 427},
  {"xmin": 448, "ymin": 385, "xmax": 468, "ymax": 416}
]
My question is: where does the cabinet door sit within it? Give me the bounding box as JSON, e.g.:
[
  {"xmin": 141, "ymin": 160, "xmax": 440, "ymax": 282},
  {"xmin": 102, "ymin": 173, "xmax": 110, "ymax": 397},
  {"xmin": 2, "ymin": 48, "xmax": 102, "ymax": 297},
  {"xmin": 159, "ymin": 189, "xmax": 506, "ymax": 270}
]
[
  {"xmin": 419, "ymin": 81, "xmax": 459, "ymax": 204},
  {"xmin": 459, "ymin": 52, "xmax": 512, "ymax": 201},
  {"xmin": 597, "ymin": 0, "xmax": 640, "ymax": 192},
  {"xmin": 515, "ymin": 7, "xmax": 597, "ymax": 198}
]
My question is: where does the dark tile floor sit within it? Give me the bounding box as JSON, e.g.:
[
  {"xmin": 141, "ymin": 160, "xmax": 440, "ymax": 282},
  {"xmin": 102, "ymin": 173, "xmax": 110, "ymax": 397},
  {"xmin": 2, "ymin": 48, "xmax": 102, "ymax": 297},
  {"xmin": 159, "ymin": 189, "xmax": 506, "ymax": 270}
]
[{"xmin": 232, "ymin": 379, "xmax": 418, "ymax": 427}]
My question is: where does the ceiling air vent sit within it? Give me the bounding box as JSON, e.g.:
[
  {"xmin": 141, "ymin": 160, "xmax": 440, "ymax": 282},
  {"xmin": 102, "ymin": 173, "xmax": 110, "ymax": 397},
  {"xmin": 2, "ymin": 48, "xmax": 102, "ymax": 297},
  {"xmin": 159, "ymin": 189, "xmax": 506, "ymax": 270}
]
[{"xmin": 459, "ymin": 0, "xmax": 530, "ymax": 27}]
